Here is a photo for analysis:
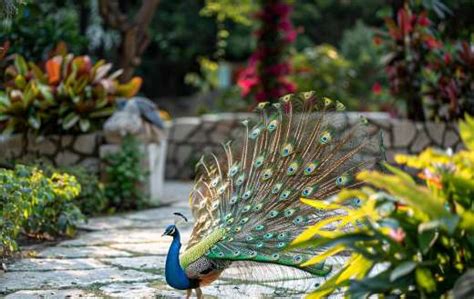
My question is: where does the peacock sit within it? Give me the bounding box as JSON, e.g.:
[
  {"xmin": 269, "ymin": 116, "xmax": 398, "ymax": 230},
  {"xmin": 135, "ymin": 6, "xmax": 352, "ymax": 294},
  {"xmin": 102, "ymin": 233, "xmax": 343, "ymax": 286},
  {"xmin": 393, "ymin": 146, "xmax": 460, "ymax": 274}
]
[{"xmin": 162, "ymin": 91, "xmax": 381, "ymax": 297}]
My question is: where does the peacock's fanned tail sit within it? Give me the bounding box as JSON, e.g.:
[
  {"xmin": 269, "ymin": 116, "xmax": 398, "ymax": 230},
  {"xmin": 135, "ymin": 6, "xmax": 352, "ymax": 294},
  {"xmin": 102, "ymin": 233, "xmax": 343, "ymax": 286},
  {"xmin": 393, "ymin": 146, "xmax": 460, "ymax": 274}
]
[{"xmin": 184, "ymin": 91, "xmax": 381, "ymax": 277}]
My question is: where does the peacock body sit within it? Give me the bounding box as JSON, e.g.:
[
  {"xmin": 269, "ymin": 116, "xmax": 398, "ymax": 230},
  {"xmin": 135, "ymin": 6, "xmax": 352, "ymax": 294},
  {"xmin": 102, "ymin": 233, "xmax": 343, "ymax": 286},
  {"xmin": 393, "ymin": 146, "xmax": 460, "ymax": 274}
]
[{"xmin": 163, "ymin": 91, "xmax": 381, "ymax": 296}]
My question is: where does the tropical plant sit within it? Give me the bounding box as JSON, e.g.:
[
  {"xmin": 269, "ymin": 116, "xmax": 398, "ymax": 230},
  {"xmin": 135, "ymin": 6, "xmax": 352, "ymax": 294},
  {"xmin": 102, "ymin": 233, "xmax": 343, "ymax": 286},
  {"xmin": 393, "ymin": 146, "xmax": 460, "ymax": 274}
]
[
  {"xmin": 237, "ymin": 0, "xmax": 296, "ymax": 104},
  {"xmin": 292, "ymin": 115, "xmax": 474, "ymax": 298},
  {"xmin": 104, "ymin": 135, "xmax": 147, "ymax": 211},
  {"xmin": 0, "ymin": 165, "xmax": 82, "ymax": 256},
  {"xmin": 0, "ymin": 53, "xmax": 142, "ymax": 135},
  {"xmin": 381, "ymin": 3, "xmax": 474, "ymax": 120}
]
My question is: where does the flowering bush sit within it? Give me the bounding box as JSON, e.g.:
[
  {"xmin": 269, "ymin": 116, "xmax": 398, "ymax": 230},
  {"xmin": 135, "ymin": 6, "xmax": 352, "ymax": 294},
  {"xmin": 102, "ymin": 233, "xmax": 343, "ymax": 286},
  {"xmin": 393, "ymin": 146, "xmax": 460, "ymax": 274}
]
[
  {"xmin": 381, "ymin": 5, "xmax": 474, "ymax": 120},
  {"xmin": 292, "ymin": 115, "xmax": 474, "ymax": 297},
  {"xmin": 237, "ymin": 0, "xmax": 296, "ymax": 103},
  {"xmin": 0, "ymin": 53, "xmax": 142, "ymax": 135},
  {"xmin": 1, "ymin": 165, "xmax": 82, "ymax": 256}
]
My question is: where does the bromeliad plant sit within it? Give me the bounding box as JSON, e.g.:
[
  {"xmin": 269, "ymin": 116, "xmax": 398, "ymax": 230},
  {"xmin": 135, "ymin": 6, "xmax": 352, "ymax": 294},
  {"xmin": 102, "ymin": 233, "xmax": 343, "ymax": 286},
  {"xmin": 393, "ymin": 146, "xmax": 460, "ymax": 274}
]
[
  {"xmin": 292, "ymin": 115, "xmax": 474, "ymax": 298},
  {"xmin": 0, "ymin": 53, "xmax": 142, "ymax": 135}
]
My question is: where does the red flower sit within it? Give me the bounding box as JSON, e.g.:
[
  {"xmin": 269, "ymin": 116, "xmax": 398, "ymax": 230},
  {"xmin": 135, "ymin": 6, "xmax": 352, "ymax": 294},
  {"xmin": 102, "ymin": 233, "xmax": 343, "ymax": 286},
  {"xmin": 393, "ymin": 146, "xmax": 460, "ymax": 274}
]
[
  {"xmin": 425, "ymin": 37, "xmax": 442, "ymax": 49},
  {"xmin": 417, "ymin": 12, "xmax": 431, "ymax": 27},
  {"xmin": 373, "ymin": 36, "xmax": 383, "ymax": 46},
  {"xmin": 372, "ymin": 82, "xmax": 383, "ymax": 95},
  {"xmin": 397, "ymin": 8, "xmax": 413, "ymax": 36}
]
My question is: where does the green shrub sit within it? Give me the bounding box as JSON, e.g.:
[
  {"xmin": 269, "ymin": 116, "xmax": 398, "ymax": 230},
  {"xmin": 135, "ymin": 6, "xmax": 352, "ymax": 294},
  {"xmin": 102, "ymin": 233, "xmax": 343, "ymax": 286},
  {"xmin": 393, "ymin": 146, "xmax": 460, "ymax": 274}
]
[
  {"xmin": 104, "ymin": 135, "xmax": 147, "ymax": 211},
  {"xmin": 0, "ymin": 165, "xmax": 82, "ymax": 256},
  {"xmin": 340, "ymin": 21, "xmax": 390, "ymax": 111},
  {"xmin": 62, "ymin": 167, "xmax": 108, "ymax": 216},
  {"xmin": 38, "ymin": 163, "xmax": 109, "ymax": 216},
  {"xmin": 290, "ymin": 44, "xmax": 355, "ymax": 108},
  {"xmin": 292, "ymin": 115, "xmax": 474, "ymax": 298}
]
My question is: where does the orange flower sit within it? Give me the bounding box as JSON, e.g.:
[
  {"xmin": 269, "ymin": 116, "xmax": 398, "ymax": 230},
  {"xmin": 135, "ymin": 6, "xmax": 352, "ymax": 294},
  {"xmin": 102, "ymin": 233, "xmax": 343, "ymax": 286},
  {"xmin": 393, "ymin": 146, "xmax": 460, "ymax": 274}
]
[
  {"xmin": 418, "ymin": 169, "xmax": 442, "ymax": 189},
  {"xmin": 46, "ymin": 58, "xmax": 61, "ymax": 85}
]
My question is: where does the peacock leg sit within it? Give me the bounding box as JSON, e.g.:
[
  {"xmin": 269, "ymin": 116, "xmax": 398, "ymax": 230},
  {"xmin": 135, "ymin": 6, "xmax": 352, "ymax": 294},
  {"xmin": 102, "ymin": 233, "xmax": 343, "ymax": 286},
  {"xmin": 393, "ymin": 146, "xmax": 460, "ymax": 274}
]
[
  {"xmin": 195, "ymin": 287, "xmax": 203, "ymax": 299},
  {"xmin": 186, "ymin": 289, "xmax": 191, "ymax": 298}
]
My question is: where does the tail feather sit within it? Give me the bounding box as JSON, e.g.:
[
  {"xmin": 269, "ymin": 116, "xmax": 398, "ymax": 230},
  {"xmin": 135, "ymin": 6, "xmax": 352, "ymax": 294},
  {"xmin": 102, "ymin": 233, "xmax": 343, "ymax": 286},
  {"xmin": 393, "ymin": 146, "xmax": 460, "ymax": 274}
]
[{"xmin": 186, "ymin": 91, "xmax": 381, "ymax": 276}]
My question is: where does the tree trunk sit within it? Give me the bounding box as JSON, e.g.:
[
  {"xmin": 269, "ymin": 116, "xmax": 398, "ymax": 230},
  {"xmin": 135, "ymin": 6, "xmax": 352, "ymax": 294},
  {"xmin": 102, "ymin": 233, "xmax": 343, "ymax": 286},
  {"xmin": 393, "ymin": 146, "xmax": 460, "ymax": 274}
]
[{"xmin": 99, "ymin": 0, "xmax": 160, "ymax": 82}]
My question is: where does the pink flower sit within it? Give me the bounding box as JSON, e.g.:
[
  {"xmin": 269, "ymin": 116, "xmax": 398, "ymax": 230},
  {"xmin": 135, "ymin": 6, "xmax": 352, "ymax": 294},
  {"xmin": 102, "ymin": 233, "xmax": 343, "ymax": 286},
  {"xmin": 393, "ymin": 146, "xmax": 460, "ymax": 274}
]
[{"xmin": 389, "ymin": 228, "xmax": 406, "ymax": 243}]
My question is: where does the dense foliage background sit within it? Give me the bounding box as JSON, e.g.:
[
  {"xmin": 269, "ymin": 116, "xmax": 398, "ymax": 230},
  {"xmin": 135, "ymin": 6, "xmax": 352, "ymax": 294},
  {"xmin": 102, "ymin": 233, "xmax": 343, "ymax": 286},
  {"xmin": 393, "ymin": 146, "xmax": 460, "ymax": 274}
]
[{"xmin": 2, "ymin": 0, "xmax": 472, "ymax": 116}]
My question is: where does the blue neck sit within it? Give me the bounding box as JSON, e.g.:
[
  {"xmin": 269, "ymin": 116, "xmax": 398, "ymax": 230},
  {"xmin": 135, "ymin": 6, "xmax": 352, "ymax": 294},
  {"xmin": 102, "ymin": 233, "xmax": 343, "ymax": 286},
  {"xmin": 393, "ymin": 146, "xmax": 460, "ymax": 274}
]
[{"xmin": 165, "ymin": 229, "xmax": 195, "ymax": 290}]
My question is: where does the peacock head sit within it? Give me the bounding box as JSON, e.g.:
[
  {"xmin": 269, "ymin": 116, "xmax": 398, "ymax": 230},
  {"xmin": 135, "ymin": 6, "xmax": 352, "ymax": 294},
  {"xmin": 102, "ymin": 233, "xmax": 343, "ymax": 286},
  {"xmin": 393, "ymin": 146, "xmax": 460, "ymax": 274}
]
[
  {"xmin": 162, "ymin": 224, "xmax": 178, "ymax": 237},
  {"xmin": 162, "ymin": 212, "xmax": 188, "ymax": 237}
]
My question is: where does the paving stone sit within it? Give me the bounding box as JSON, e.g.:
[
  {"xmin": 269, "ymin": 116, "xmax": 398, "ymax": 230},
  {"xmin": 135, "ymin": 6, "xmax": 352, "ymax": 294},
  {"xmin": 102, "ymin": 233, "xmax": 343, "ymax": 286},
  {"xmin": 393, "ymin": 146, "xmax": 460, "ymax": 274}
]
[
  {"xmin": 37, "ymin": 246, "xmax": 132, "ymax": 258},
  {"xmin": 100, "ymin": 282, "xmax": 162, "ymax": 298},
  {"xmin": 58, "ymin": 229, "xmax": 164, "ymax": 246},
  {"xmin": 6, "ymin": 258, "xmax": 108, "ymax": 271},
  {"xmin": 77, "ymin": 216, "xmax": 137, "ymax": 231},
  {"xmin": 101, "ymin": 256, "xmax": 166, "ymax": 270},
  {"xmin": 108, "ymin": 242, "xmax": 171, "ymax": 255},
  {"xmin": 5, "ymin": 289, "xmax": 98, "ymax": 299},
  {"xmin": 0, "ymin": 268, "xmax": 161, "ymax": 293}
]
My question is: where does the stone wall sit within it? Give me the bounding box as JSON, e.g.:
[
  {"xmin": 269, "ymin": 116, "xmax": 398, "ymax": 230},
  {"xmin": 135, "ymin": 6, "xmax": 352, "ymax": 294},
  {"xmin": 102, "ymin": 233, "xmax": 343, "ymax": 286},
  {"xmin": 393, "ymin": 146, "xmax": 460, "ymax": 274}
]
[
  {"xmin": 0, "ymin": 133, "xmax": 104, "ymax": 171},
  {"xmin": 166, "ymin": 113, "xmax": 463, "ymax": 180},
  {"xmin": 0, "ymin": 114, "xmax": 463, "ymax": 182}
]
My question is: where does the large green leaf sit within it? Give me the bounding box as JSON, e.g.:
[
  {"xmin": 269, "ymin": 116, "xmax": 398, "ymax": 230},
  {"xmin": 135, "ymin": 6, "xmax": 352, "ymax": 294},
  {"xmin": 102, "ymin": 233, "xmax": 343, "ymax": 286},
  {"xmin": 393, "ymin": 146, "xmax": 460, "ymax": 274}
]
[
  {"xmin": 89, "ymin": 107, "xmax": 115, "ymax": 118},
  {"xmin": 417, "ymin": 229, "xmax": 438, "ymax": 254},
  {"xmin": 28, "ymin": 115, "xmax": 41, "ymax": 130},
  {"xmin": 390, "ymin": 261, "xmax": 417, "ymax": 282},
  {"xmin": 14, "ymin": 55, "xmax": 28, "ymax": 76},
  {"xmin": 62, "ymin": 112, "xmax": 80, "ymax": 130},
  {"xmin": 79, "ymin": 119, "xmax": 91, "ymax": 132}
]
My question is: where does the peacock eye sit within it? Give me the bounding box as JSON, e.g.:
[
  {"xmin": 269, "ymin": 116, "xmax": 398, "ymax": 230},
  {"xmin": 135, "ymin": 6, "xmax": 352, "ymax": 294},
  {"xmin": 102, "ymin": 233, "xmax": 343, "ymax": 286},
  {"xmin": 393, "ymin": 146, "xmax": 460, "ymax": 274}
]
[
  {"xmin": 293, "ymin": 255, "xmax": 303, "ymax": 263},
  {"xmin": 264, "ymin": 232, "xmax": 273, "ymax": 239},
  {"xmin": 280, "ymin": 190, "xmax": 291, "ymax": 200},
  {"xmin": 277, "ymin": 242, "xmax": 286, "ymax": 248},
  {"xmin": 268, "ymin": 210, "xmax": 279, "ymax": 218},
  {"xmin": 242, "ymin": 190, "xmax": 253, "ymax": 200},
  {"xmin": 242, "ymin": 205, "xmax": 251, "ymax": 213},
  {"xmin": 284, "ymin": 208, "xmax": 295, "ymax": 217},
  {"xmin": 256, "ymin": 242, "xmax": 264, "ymax": 248},
  {"xmin": 255, "ymin": 224, "xmax": 265, "ymax": 231},
  {"xmin": 271, "ymin": 253, "xmax": 280, "ymax": 260}
]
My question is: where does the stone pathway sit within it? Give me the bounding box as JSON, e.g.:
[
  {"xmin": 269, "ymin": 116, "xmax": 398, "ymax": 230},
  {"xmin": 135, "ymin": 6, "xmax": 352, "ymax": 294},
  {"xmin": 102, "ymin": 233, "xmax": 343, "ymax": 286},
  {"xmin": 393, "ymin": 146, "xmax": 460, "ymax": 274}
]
[{"xmin": 1, "ymin": 181, "xmax": 344, "ymax": 298}]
